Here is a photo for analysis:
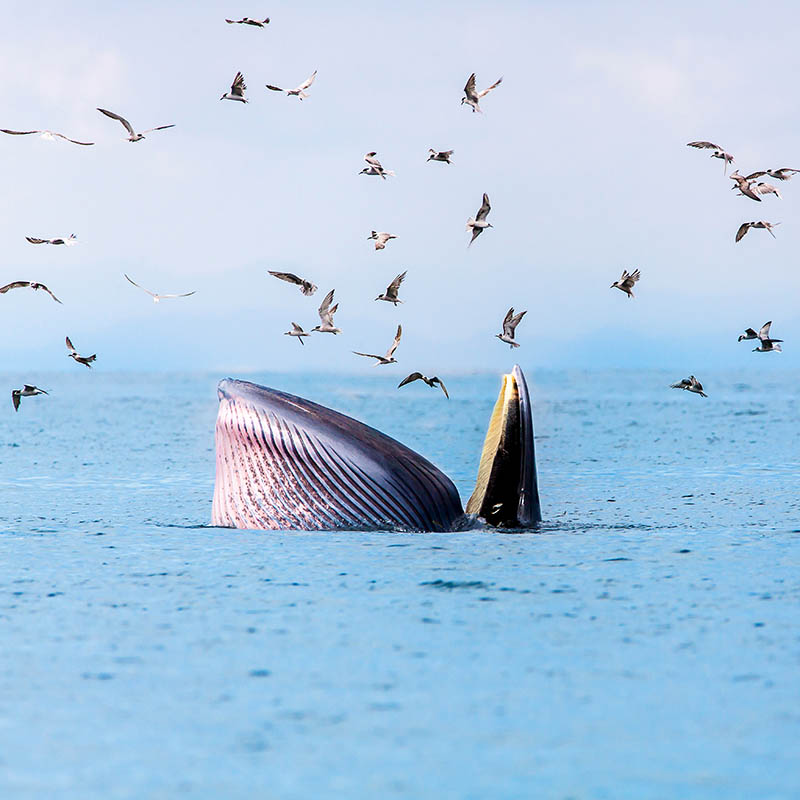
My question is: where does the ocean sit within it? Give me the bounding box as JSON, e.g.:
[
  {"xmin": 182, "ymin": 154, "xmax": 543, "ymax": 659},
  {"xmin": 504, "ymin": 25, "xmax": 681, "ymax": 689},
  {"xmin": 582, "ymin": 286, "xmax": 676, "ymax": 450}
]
[{"xmin": 0, "ymin": 369, "xmax": 797, "ymax": 799}]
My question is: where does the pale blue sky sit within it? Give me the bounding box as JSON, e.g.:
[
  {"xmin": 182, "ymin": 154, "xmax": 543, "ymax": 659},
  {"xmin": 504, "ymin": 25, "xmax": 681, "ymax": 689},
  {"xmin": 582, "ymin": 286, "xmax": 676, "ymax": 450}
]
[{"xmin": 1, "ymin": 0, "xmax": 799, "ymax": 373}]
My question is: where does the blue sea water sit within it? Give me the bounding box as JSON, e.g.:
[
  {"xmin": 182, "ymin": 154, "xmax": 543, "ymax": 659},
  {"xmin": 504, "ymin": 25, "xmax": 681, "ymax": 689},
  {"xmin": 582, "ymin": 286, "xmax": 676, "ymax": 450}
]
[{"xmin": 0, "ymin": 369, "xmax": 798, "ymax": 799}]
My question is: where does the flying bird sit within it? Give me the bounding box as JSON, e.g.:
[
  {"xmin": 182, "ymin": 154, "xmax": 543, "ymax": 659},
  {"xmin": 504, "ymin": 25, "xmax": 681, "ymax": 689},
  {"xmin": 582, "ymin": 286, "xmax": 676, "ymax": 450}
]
[
  {"xmin": 96, "ymin": 108, "xmax": 175, "ymax": 142},
  {"xmin": 729, "ymin": 171, "xmax": 762, "ymax": 202},
  {"xmin": 427, "ymin": 149, "xmax": 454, "ymax": 164},
  {"xmin": 753, "ymin": 339, "xmax": 782, "ymax": 353},
  {"xmin": 686, "ymin": 141, "xmax": 735, "ymax": 173},
  {"xmin": 496, "ymin": 307, "xmax": 526, "ymax": 348},
  {"xmin": 0, "ymin": 281, "xmax": 62, "ymax": 304},
  {"xmin": 735, "ymin": 221, "xmax": 780, "ymax": 242},
  {"xmin": 284, "ymin": 322, "xmax": 310, "ymax": 345},
  {"xmin": 740, "ymin": 320, "xmax": 783, "ymax": 351},
  {"xmin": 359, "ymin": 152, "xmax": 394, "ymax": 178},
  {"xmin": 670, "ymin": 375, "xmax": 707, "ymax": 397},
  {"xmin": 369, "ymin": 231, "xmax": 397, "ymax": 250},
  {"xmin": 124, "ymin": 274, "xmax": 196, "ymax": 303},
  {"xmin": 220, "ymin": 71, "xmax": 248, "ymax": 102},
  {"xmin": 375, "ymin": 271, "xmax": 406, "ymax": 305},
  {"xmin": 265, "ymin": 70, "xmax": 317, "ymax": 99},
  {"xmin": 353, "ymin": 325, "xmax": 402, "ymax": 366},
  {"xmin": 312, "ymin": 289, "xmax": 341, "ymax": 334},
  {"xmin": 12, "ymin": 385, "xmax": 48, "ymax": 412},
  {"xmin": 0, "ymin": 128, "xmax": 94, "ymax": 146},
  {"xmin": 461, "ymin": 73, "xmax": 503, "ymax": 113},
  {"xmin": 766, "ymin": 168, "xmax": 800, "ymax": 181},
  {"xmin": 225, "ymin": 16, "xmax": 269, "ymax": 26},
  {"xmin": 66, "ymin": 336, "xmax": 96, "ymax": 368},
  {"xmin": 398, "ymin": 372, "xmax": 449, "ymax": 399},
  {"xmin": 466, "ymin": 193, "xmax": 492, "ymax": 246},
  {"xmin": 268, "ymin": 271, "xmax": 317, "ymax": 296},
  {"xmin": 26, "ymin": 234, "xmax": 77, "ymax": 246},
  {"xmin": 610, "ymin": 268, "xmax": 640, "ymax": 298}
]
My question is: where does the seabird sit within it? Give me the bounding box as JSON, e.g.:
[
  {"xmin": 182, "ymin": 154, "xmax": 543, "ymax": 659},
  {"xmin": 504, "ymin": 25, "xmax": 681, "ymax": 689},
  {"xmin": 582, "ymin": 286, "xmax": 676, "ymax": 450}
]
[
  {"xmin": 729, "ymin": 171, "xmax": 762, "ymax": 202},
  {"xmin": 284, "ymin": 322, "xmax": 310, "ymax": 345},
  {"xmin": 225, "ymin": 16, "xmax": 270, "ymax": 26},
  {"xmin": 312, "ymin": 289, "xmax": 341, "ymax": 334},
  {"xmin": 265, "ymin": 70, "xmax": 317, "ymax": 99},
  {"xmin": 466, "ymin": 193, "xmax": 492, "ymax": 246},
  {"xmin": 427, "ymin": 149, "xmax": 454, "ymax": 164},
  {"xmin": 66, "ymin": 336, "xmax": 96, "ymax": 368},
  {"xmin": 670, "ymin": 375, "xmax": 707, "ymax": 397},
  {"xmin": 220, "ymin": 72, "xmax": 248, "ymax": 102},
  {"xmin": 766, "ymin": 168, "xmax": 800, "ymax": 181},
  {"xmin": 0, "ymin": 281, "xmax": 62, "ymax": 304},
  {"xmin": 686, "ymin": 141, "xmax": 735, "ymax": 173},
  {"xmin": 124, "ymin": 273, "xmax": 196, "ymax": 303},
  {"xmin": 12, "ymin": 385, "xmax": 48, "ymax": 412},
  {"xmin": 375, "ymin": 271, "xmax": 406, "ymax": 305},
  {"xmin": 753, "ymin": 182, "xmax": 782, "ymax": 200},
  {"xmin": 96, "ymin": 108, "xmax": 175, "ymax": 142},
  {"xmin": 461, "ymin": 73, "xmax": 503, "ymax": 113},
  {"xmin": 353, "ymin": 325, "xmax": 402, "ymax": 366},
  {"xmin": 26, "ymin": 234, "xmax": 77, "ymax": 246},
  {"xmin": 753, "ymin": 339, "xmax": 782, "ymax": 353},
  {"xmin": 268, "ymin": 271, "xmax": 317, "ymax": 296},
  {"xmin": 359, "ymin": 152, "xmax": 394, "ymax": 179},
  {"xmin": 398, "ymin": 372, "xmax": 449, "ymax": 399},
  {"xmin": 610, "ymin": 268, "xmax": 640, "ymax": 298},
  {"xmin": 0, "ymin": 128, "xmax": 94, "ymax": 146},
  {"xmin": 735, "ymin": 221, "xmax": 780, "ymax": 242},
  {"xmin": 496, "ymin": 307, "xmax": 526, "ymax": 348},
  {"xmin": 743, "ymin": 320, "xmax": 783, "ymax": 351},
  {"xmin": 369, "ymin": 231, "xmax": 397, "ymax": 250}
]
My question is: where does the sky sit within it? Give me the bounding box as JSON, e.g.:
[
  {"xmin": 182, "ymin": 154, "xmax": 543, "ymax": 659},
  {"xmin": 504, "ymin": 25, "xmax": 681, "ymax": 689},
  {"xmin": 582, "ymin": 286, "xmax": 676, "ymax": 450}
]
[{"xmin": 2, "ymin": 0, "xmax": 800, "ymax": 373}]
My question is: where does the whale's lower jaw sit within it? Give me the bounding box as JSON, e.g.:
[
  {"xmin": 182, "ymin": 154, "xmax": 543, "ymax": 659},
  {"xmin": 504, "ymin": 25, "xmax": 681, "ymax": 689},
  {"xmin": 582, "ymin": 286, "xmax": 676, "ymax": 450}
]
[{"xmin": 212, "ymin": 379, "xmax": 465, "ymax": 531}]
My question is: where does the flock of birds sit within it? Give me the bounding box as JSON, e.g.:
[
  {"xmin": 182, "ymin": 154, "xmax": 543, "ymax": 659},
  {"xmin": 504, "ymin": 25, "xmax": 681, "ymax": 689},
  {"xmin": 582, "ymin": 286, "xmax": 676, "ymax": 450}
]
[{"xmin": 2, "ymin": 17, "xmax": 791, "ymax": 412}]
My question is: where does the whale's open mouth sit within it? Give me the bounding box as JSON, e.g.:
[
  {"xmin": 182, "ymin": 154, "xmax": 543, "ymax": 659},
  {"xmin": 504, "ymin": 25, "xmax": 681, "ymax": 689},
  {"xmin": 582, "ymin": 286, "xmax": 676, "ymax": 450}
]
[
  {"xmin": 212, "ymin": 367, "xmax": 540, "ymax": 531},
  {"xmin": 466, "ymin": 365, "xmax": 541, "ymax": 528}
]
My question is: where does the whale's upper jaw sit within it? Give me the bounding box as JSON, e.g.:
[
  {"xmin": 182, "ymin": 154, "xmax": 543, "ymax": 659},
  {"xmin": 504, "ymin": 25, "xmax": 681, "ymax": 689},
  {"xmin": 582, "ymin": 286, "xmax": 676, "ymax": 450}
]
[
  {"xmin": 213, "ymin": 378, "xmax": 464, "ymax": 532},
  {"xmin": 465, "ymin": 365, "xmax": 541, "ymax": 528}
]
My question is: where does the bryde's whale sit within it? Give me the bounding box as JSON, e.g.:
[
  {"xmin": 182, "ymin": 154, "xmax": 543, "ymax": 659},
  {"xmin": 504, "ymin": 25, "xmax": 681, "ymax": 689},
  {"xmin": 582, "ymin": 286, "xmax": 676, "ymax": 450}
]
[{"xmin": 212, "ymin": 365, "xmax": 540, "ymax": 531}]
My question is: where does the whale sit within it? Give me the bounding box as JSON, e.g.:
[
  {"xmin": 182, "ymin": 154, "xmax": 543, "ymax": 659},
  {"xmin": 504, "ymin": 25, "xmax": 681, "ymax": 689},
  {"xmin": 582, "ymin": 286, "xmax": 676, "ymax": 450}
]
[{"xmin": 212, "ymin": 365, "xmax": 541, "ymax": 531}]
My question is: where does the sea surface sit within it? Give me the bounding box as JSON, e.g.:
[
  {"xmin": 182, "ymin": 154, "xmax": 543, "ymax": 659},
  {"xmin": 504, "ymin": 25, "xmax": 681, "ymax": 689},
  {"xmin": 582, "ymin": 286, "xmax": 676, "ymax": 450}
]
[{"xmin": 0, "ymin": 369, "xmax": 798, "ymax": 799}]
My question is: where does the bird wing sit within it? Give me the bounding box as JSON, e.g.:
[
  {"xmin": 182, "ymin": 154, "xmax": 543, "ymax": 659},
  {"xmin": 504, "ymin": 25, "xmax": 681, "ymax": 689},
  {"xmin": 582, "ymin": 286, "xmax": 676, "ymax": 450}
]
[
  {"xmin": 364, "ymin": 152, "xmax": 382, "ymax": 168},
  {"xmin": 629, "ymin": 269, "xmax": 641, "ymax": 283},
  {"xmin": 476, "ymin": 193, "xmax": 491, "ymax": 221},
  {"xmin": 386, "ymin": 325, "xmax": 402, "ymax": 358},
  {"xmin": 463, "ymin": 73, "xmax": 477, "ymax": 97},
  {"xmin": 743, "ymin": 328, "xmax": 758, "ymax": 338},
  {"xmin": 51, "ymin": 132, "xmax": 94, "ymax": 145},
  {"xmin": 124, "ymin": 273, "xmax": 156, "ymax": 297},
  {"xmin": 758, "ymin": 321, "xmax": 773, "ymax": 340},
  {"xmin": 686, "ymin": 141, "xmax": 721, "ymax": 150},
  {"xmin": 297, "ymin": 70, "xmax": 317, "ymax": 91},
  {"xmin": 386, "ymin": 270, "xmax": 407, "ymax": 296},
  {"xmin": 97, "ymin": 108, "xmax": 135, "ymax": 136},
  {"xmin": 291, "ymin": 322, "xmax": 304, "ymax": 333},
  {"xmin": 36, "ymin": 283, "xmax": 62, "ymax": 304},
  {"xmin": 735, "ymin": 223, "xmax": 751, "ymax": 242},
  {"xmin": 269, "ymin": 271, "xmax": 302, "ymax": 286},
  {"xmin": 353, "ymin": 352, "xmax": 380, "ymax": 361},
  {"xmin": 690, "ymin": 376, "xmax": 705, "ymax": 392},
  {"xmin": 0, "ymin": 281, "xmax": 31, "ymax": 293},
  {"xmin": 740, "ymin": 183, "xmax": 762, "ymax": 202},
  {"xmin": 0, "ymin": 129, "xmax": 40, "ymax": 136},
  {"xmin": 508, "ymin": 310, "xmax": 527, "ymax": 333},
  {"xmin": 156, "ymin": 291, "xmax": 196, "ymax": 299},
  {"xmin": 318, "ymin": 289, "xmax": 335, "ymax": 319},
  {"xmin": 265, "ymin": 84, "xmax": 284, "ymax": 92},
  {"xmin": 25, "ymin": 237, "xmax": 48, "ymax": 244},
  {"xmin": 141, "ymin": 124, "xmax": 175, "ymax": 134},
  {"xmin": 745, "ymin": 170, "xmax": 767, "ymax": 180},
  {"xmin": 232, "ymin": 72, "xmax": 246, "ymax": 95},
  {"xmin": 65, "ymin": 336, "xmax": 76, "ymax": 353},
  {"xmin": 477, "ymin": 76, "xmax": 503, "ymax": 97},
  {"xmin": 434, "ymin": 378, "xmax": 449, "ymax": 399},
  {"xmin": 398, "ymin": 373, "xmax": 423, "ymax": 388},
  {"xmin": 12, "ymin": 391, "xmax": 20, "ymax": 411}
]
